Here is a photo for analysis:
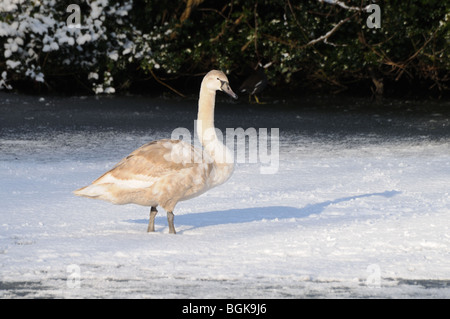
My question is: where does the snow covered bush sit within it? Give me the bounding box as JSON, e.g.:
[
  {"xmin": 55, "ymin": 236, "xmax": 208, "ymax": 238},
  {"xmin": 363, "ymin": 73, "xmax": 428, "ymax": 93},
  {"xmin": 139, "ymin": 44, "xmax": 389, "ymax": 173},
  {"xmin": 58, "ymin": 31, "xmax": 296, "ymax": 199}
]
[
  {"xmin": 1, "ymin": 1, "xmax": 448, "ymax": 96},
  {"xmin": 0, "ymin": 0, "xmax": 155, "ymax": 93}
]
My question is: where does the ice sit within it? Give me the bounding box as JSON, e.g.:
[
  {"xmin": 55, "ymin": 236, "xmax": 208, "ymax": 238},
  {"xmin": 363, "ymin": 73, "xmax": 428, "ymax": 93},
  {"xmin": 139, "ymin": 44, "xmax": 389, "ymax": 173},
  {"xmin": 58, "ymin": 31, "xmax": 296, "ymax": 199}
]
[{"xmin": 0, "ymin": 94, "xmax": 449, "ymax": 298}]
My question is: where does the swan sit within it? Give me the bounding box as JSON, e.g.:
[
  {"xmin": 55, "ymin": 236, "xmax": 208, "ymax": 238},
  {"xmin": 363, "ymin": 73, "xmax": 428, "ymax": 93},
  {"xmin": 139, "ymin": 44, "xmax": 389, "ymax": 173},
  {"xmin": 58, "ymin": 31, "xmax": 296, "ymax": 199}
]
[{"xmin": 74, "ymin": 70, "xmax": 238, "ymax": 234}]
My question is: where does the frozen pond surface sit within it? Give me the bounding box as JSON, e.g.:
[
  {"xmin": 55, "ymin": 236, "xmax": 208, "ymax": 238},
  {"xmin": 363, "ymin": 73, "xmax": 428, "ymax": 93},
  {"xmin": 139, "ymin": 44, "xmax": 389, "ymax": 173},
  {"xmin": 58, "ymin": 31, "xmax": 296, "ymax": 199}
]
[{"xmin": 0, "ymin": 92, "xmax": 449, "ymax": 298}]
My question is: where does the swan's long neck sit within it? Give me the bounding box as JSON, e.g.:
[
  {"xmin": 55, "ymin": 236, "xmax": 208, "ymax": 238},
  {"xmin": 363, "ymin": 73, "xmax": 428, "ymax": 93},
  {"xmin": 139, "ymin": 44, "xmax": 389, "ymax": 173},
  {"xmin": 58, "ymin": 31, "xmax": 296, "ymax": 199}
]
[
  {"xmin": 197, "ymin": 86, "xmax": 218, "ymax": 146},
  {"xmin": 197, "ymin": 84, "xmax": 234, "ymax": 184}
]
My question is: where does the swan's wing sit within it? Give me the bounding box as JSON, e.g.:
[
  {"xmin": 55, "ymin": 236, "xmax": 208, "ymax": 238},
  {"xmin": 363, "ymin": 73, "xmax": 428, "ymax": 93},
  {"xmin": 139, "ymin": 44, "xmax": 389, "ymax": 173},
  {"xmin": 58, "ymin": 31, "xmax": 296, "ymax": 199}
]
[{"xmin": 92, "ymin": 139, "xmax": 205, "ymax": 188}]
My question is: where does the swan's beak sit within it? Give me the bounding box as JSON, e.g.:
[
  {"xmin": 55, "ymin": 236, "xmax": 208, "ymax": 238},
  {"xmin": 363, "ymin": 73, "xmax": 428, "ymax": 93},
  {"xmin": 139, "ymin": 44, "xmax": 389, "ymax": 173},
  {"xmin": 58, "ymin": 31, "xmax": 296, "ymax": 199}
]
[{"xmin": 221, "ymin": 82, "xmax": 238, "ymax": 100}]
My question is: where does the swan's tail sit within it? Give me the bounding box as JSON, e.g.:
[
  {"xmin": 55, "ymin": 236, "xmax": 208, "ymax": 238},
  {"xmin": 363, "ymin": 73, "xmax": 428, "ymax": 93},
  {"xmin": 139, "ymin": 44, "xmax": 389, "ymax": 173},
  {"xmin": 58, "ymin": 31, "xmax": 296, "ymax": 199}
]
[{"xmin": 73, "ymin": 184, "xmax": 107, "ymax": 199}]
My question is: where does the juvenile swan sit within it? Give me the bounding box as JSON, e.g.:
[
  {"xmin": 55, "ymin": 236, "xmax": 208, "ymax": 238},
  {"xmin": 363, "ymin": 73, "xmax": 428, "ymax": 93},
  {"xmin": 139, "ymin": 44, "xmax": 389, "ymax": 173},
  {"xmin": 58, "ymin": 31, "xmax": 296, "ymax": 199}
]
[{"xmin": 74, "ymin": 70, "xmax": 238, "ymax": 234}]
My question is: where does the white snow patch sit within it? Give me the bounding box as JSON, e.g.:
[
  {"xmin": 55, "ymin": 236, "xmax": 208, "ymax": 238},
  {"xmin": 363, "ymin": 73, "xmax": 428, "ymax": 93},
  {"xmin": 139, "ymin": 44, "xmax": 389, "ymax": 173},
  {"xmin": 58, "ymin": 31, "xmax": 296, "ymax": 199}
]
[
  {"xmin": 108, "ymin": 51, "xmax": 119, "ymax": 61},
  {"xmin": 6, "ymin": 60, "xmax": 21, "ymax": 69},
  {"xmin": 76, "ymin": 34, "xmax": 92, "ymax": 45},
  {"xmin": 0, "ymin": 124, "xmax": 449, "ymax": 298}
]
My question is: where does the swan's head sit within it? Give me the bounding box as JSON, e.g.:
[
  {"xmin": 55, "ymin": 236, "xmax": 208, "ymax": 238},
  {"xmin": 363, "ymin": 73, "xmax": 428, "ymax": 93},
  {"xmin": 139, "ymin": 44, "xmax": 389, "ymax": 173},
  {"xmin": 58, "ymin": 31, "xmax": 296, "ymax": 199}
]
[{"xmin": 202, "ymin": 70, "xmax": 238, "ymax": 99}]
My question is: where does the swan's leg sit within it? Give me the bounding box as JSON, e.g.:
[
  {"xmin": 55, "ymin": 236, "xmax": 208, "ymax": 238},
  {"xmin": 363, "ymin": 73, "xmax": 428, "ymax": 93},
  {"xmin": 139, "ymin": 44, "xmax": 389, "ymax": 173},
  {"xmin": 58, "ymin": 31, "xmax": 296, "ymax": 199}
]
[
  {"xmin": 147, "ymin": 206, "xmax": 158, "ymax": 232},
  {"xmin": 167, "ymin": 211, "xmax": 176, "ymax": 234}
]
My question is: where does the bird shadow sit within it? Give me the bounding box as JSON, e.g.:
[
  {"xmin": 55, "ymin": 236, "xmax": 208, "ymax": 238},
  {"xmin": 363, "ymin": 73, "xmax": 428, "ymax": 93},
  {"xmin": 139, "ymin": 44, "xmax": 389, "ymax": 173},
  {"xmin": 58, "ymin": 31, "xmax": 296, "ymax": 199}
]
[{"xmin": 125, "ymin": 190, "xmax": 401, "ymax": 231}]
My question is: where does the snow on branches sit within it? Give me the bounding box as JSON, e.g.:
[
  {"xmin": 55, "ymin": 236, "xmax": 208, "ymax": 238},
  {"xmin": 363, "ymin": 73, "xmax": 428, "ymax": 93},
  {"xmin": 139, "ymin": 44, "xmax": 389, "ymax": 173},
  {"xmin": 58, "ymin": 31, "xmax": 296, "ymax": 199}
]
[{"xmin": 0, "ymin": 0, "xmax": 155, "ymax": 93}]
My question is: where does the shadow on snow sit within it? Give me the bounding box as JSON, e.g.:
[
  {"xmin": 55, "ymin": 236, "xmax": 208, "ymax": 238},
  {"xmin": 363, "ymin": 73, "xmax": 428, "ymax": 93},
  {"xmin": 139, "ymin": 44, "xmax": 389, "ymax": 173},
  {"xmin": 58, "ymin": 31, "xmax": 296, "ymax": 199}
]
[{"xmin": 126, "ymin": 190, "xmax": 401, "ymax": 230}]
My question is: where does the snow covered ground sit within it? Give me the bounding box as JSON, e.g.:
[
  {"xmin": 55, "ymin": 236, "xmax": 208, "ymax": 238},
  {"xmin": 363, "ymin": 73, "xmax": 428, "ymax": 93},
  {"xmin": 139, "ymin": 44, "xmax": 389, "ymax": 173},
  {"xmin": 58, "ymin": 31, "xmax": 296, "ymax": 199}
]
[{"xmin": 0, "ymin": 93, "xmax": 449, "ymax": 298}]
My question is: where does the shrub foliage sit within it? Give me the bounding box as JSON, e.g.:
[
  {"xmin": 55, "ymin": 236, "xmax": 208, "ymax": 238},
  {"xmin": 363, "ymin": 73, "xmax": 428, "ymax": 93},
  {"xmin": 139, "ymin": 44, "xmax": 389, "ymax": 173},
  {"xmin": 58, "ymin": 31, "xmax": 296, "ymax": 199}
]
[{"xmin": 1, "ymin": 0, "xmax": 449, "ymax": 96}]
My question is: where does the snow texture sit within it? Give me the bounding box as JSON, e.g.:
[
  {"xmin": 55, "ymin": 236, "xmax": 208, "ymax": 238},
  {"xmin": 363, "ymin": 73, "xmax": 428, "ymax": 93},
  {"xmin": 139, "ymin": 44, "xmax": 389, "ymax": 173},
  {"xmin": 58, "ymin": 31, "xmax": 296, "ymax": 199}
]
[
  {"xmin": 0, "ymin": 94, "xmax": 449, "ymax": 298},
  {"xmin": 1, "ymin": 0, "xmax": 153, "ymax": 93}
]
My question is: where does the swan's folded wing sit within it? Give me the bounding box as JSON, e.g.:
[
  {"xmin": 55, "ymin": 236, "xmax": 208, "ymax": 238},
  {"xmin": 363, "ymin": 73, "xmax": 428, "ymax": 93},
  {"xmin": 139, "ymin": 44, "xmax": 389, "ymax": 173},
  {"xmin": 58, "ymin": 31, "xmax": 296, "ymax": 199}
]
[{"xmin": 92, "ymin": 139, "xmax": 204, "ymax": 188}]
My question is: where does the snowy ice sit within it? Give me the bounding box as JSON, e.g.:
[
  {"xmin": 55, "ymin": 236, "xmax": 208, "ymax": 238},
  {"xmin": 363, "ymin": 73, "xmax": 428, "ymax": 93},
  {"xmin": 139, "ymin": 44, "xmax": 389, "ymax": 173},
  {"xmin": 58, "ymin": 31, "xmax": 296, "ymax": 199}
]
[{"xmin": 0, "ymin": 94, "xmax": 449, "ymax": 298}]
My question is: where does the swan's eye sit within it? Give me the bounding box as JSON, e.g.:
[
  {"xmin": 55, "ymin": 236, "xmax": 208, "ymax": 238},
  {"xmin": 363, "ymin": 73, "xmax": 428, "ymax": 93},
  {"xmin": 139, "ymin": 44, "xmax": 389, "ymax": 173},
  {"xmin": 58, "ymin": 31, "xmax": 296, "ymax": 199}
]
[{"xmin": 217, "ymin": 78, "xmax": 228, "ymax": 90}]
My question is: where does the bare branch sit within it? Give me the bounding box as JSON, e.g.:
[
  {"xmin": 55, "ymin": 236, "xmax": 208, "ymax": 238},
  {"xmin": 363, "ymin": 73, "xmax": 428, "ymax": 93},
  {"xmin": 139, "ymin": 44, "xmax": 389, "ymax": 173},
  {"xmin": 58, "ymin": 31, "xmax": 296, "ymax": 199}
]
[
  {"xmin": 148, "ymin": 68, "xmax": 186, "ymax": 98},
  {"xmin": 306, "ymin": 17, "xmax": 351, "ymax": 46},
  {"xmin": 317, "ymin": 0, "xmax": 369, "ymax": 12},
  {"xmin": 180, "ymin": 0, "xmax": 205, "ymax": 23}
]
